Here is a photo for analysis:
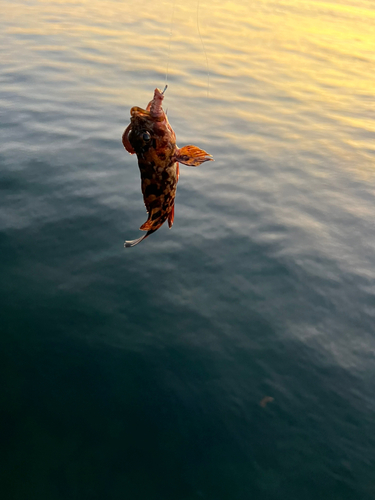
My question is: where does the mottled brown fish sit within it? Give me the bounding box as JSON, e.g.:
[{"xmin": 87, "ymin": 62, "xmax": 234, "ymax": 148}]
[{"xmin": 122, "ymin": 86, "xmax": 213, "ymax": 247}]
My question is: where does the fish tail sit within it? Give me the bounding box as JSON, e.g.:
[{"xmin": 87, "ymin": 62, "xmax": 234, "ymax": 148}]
[{"xmin": 124, "ymin": 230, "xmax": 155, "ymax": 248}]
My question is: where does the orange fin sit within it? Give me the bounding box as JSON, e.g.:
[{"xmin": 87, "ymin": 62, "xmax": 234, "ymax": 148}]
[
  {"xmin": 175, "ymin": 145, "xmax": 213, "ymax": 167},
  {"xmin": 168, "ymin": 205, "xmax": 175, "ymax": 228}
]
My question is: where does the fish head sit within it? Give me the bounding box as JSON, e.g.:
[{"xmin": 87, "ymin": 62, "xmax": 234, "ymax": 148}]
[{"xmin": 122, "ymin": 88, "xmax": 176, "ymax": 162}]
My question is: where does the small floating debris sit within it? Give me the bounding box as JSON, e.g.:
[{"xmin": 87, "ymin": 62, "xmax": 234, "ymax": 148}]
[{"xmin": 259, "ymin": 396, "xmax": 274, "ymax": 408}]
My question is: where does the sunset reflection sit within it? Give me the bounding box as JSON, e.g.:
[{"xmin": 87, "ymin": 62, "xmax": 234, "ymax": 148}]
[{"xmin": 1, "ymin": 0, "xmax": 374, "ymax": 174}]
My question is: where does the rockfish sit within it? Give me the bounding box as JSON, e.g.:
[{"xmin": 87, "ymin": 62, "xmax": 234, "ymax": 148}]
[{"xmin": 122, "ymin": 87, "xmax": 213, "ymax": 248}]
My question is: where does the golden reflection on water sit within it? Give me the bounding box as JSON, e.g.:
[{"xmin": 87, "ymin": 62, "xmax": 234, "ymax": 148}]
[{"xmin": 2, "ymin": 0, "xmax": 374, "ymax": 173}]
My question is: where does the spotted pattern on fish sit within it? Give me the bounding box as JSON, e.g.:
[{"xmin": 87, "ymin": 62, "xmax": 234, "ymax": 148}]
[{"xmin": 122, "ymin": 88, "xmax": 213, "ymax": 247}]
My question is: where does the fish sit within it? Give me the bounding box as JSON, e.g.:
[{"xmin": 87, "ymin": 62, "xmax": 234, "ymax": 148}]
[{"xmin": 122, "ymin": 86, "xmax": 213, "ymax": 247}]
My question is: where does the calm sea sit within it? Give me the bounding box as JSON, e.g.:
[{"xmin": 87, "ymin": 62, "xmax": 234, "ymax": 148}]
[{"xmin": 1, "ymin": 0, "xmax": 375, "ymax": 498}]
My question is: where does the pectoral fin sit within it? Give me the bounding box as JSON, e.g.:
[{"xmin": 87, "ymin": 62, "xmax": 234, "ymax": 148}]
[{"xmin": 175, "ymin": 145, "xmax": 213, "ymax": 167}]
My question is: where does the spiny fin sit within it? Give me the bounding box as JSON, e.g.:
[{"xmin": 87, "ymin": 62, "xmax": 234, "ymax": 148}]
[
  {"xmin": 124, "ymin": 234, "xmax": 148, "ymax": 248},
  {"xmin": 175, "ymin": 145, "xmax": 214, "ymax": 167},
  {"xmin": 168, "ymin": 205, "xmax": 175, "ymax": 228}
]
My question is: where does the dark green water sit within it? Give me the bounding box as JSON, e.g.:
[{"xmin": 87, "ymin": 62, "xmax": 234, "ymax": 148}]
[{"xmin": 1, "ymin": 0, "xmax": 375, "ymax": 498}]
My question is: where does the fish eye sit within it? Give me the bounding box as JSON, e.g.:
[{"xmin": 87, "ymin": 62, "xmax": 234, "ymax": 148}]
[{"xmin": 143, "ymin": 131, "xmax": 151, "ymax": 142}]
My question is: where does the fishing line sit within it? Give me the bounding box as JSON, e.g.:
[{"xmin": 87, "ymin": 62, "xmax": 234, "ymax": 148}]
[
  {"xmin": 196, "ymin": 0, "xmax": 210, "ymax": 97},
  {"xmin": 164, "ymin": 0, "xmax": 210, "ymax": 97},
  {"xmin": 165, "ymin": 0, "xmax": 177, "ymax": 86}
]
